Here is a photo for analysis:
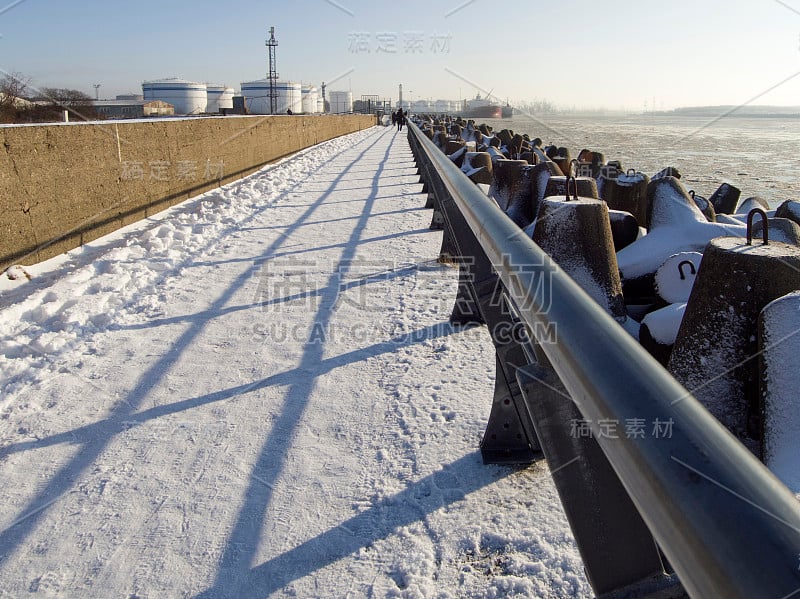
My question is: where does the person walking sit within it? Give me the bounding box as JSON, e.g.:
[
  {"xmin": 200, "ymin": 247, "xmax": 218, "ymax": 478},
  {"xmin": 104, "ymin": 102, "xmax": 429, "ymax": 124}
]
[{"xmin": 396, "ymin": 108, "xmax": 406, "ymax": 131}]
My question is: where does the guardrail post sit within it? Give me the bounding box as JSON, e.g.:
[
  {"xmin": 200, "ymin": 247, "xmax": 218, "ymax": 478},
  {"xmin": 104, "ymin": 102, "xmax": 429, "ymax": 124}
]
[
  {"xmin": 409, "ymin": 128, "xmax": 455, "ymax": 255},
  {"xmin": 515, "ymin": 363, "xmax": 685, "ymax": 598},
  {"xmin": 445, "ymin": 186, "xmax": 542, "ymax": 462},
  {"xmin": 409, "ymin": 126, "xmax": 541, "ymax": 463}
]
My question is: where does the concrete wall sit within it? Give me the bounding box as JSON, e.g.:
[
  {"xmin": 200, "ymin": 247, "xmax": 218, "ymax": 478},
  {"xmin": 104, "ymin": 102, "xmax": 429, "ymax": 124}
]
[{"xmin": 0, "ymin": 114, "xmax": 375, "ymax": 270}]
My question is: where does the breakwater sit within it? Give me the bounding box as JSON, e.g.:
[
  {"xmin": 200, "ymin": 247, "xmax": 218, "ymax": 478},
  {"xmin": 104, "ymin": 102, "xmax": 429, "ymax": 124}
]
[
  {"xmin": 0, "ymin": 114, "xmax": 375, "ymax": 271},
  {"xmin": 418, "ymin": 113, "xmax": 800, "ymax": 457},
  {"xmin": 409, "ymin": 115, "xmax": 800, "ymax": 599}
]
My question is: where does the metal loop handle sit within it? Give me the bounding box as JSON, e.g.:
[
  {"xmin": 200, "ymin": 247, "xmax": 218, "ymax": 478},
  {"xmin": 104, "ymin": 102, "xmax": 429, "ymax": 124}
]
[
  {"xmin": 565, "ymin": 176, "xmax": 579, "ymax": 202},
  {"xmin": 688, "ymin": 190, "xmax": 695, "ymax": 199},
  {"xmin": 678, "ymin": 260, "xmax": 697, "ymax": 280},
  {"xmin": 626, "ymin": 168, "xmax": 636, "ymax": 177},
  {"xmin": 746, "ymin": 208, "xmax": 769, "ymax": 246}
]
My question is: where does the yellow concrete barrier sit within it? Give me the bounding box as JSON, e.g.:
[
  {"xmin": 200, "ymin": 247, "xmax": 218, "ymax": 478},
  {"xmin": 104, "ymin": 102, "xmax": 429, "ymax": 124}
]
[{"xmin": 0, "ymin": 114, "xmax": 375, "ymax": 270}]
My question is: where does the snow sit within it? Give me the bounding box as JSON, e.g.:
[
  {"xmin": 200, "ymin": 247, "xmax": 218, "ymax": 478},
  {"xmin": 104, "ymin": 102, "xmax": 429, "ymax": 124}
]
[
  {"xmin": 615, "ymin": 172, "xmax": 646, "ymax": 187},
  {"xmin": 642, "ymin": 303, "xmax": 686, "ymax": 345},
  {"xmin": 486, "ymin": 146, "xmax": 505, "ymax": 162},
  {"xmin": 461, "ymin": 152, "xmax": 488, "ymax": 178},
  {"xmin": 735, "ymin": 196, "xmax": 770, "ymax": 215},
  {"xmin": 0, "ymin": 126, "xmax": 590, "ymax": 597},
  {"xmin": 448, "ymin": 145, "xmax": 467, "ymax": 163},
  {"xmin": 616, "ymin": 219, "xmax": 745, "ymax": 280},
  {"xmin": 654, "ymin": 252, "xmax": 703, "ymax": 304}
]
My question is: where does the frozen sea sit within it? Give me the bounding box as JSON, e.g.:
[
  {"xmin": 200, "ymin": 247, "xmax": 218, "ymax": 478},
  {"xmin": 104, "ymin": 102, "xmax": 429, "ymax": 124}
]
[{"xmin": 475, "ymin": 113, "xmax": 800, "ymax": 208}]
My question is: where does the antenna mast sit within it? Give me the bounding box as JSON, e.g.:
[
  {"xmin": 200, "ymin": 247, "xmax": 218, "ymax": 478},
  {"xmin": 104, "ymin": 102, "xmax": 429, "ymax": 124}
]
[{"xmin": 266, "ymin": 26, "xmax": 279, "ymax": 114}]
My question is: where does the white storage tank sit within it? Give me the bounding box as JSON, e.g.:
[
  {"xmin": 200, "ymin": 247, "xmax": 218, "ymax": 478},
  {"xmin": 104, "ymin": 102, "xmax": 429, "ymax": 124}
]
[
  {"xmin": 142, "ymin": 78, "xmax": 207, "ymax": 115},
  {"xmin": 240, "ymin": 80, "xmax": 302, "ymax": 114},
  {"xmin": 329, "ymin": 91, "xmax": 353, "ymax": 114},
  {"xmin": 317, "ymin": 96, "xmax": 325, "ymax": 114},
  {"xmin": 413, "ymin": 99, "xmax": 430, "ymax": 113},
  {"xmin": 301, "ymin": 85, "xmax": 319, "ymax": 114},
  {"xmin": 206, "ymin": 84, "xmax": 234, "ymax": 113},
  {"xmin": 434, "ymin": 99, "xmax": 450, "ymax": 114}
]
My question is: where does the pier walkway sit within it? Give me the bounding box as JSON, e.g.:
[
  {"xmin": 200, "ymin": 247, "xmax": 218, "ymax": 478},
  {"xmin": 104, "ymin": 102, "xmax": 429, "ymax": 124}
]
[{"xmin": 0, "ymin": 126, "xmax": 589, "ymax": 597}]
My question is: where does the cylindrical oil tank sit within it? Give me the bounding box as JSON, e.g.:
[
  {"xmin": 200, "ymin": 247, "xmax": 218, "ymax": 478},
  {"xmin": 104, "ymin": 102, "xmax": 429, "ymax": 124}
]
[
  {"xmin": 413, "ymin": 99, "xmax": 430, "ymax": 113},
  {"xmin": 317, "ymin": 96, "xmax": 325, "ymax": 113},
  {"xmin": 434, "ymin": 100, "xmax": 450, "ymax": 114},
  {"xmin": 142, "ymin": 78, "xmax": 207, "ymax": 115},
  {"xmin": 240, "ymin": 80, "xmax": 302, "ymax": 115},
  {"xmin": 328, "ymin": 90, "xmax": 353, "ymax": 114},
  {"xmin": 206, "ymin": 84, "xmax": 234, "ymax": 112},
  {"xmin": 301, "ymin": 85, "xmax": 319, "ymax": 114}
]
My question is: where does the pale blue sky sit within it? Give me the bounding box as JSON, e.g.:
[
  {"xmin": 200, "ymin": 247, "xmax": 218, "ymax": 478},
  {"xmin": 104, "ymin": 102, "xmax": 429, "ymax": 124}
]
[{"xmin": 2, "ymin": 0, "xmax": 800, "ymax": 109}]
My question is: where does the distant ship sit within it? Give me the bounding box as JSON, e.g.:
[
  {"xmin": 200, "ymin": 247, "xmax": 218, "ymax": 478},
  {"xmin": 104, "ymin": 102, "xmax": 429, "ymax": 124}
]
[
  {"xmin": 458, "ymin": 94, "xmax": 514, "ymax": 119},
  {"xmin": 461, "ymin": 94, "xmax": 502, "ymax": 119}
]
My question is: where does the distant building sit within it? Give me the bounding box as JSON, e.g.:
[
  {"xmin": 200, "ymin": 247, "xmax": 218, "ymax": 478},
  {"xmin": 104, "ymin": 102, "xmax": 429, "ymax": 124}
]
[
  {"xmin": 232, "ymin": 96, "xmax": 249, "ymax": 115},
  {"xmin": 92, "ymin": 99, "xmax": 174, "ymax": 118},
  {"xmin": 116, "ymin": 94, "xmax": 144, "ymax": 101},
  {"xmin": 354, "ymin": 96, "xmax": 391, "ymax": 115}
]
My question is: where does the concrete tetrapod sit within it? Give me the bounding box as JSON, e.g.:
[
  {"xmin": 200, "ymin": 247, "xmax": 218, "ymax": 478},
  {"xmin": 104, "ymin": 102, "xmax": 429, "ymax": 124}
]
[
  {"xmin": 543, "ymin": 176, "xmax": 599, "ymax": 200},
  {"xmin": 668, "ymin": 234, "xmax": 800, "ymax": 452},
  {"xmin": 460, "ymin": 152, "xmax": 493, "ymax": 185},
  {"xmin": 531, "ymin": 194, "xmax": 627, "ymax": 321},
  {"xmin": 735, "ymin": 196, "xmax": 771, "ymax": 215},
  {"xmin": 708, "ymin": 182, "xmax": 741, "ymax": 215},
  {"xmin": 752, "ymin": 218, "xmax": 800, "ymax": 246},
  {"xmin": 502, "ymin": 162, "xmax": 563, "ymax": 231},
  {"xmin": 604, "ymin": 170, "xmax": 650, "ymax": 227},
  {"xmin": 639, "ymin": 252, "xmax": 703, "ymax": 366},
  {"xmin": 760, "ymin": 291, "xmax": 800, "ymax": 491},
  {"xmin": 607, "ymin": 210, "xmax": 640, "ymax": 252},
  {"xmin": 690, "ymin": 191, "xmax": 716, "ymax": 222},
  {"xmin": 776, "ymin": 200, "xmax": 800, "ymax": 226},
  {"xmin": 618, "ymin": 177, "xmax": 745, "ymax": 286},
  {"xmin": 487, "ymin": 159, "xmax": 530, "ymax": 212}
]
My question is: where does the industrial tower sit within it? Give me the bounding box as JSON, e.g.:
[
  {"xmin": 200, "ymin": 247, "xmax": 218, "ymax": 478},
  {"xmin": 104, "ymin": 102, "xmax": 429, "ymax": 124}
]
[{"xmin": 266, "ymin": 26, "xmax": 279, "ymax": 114}]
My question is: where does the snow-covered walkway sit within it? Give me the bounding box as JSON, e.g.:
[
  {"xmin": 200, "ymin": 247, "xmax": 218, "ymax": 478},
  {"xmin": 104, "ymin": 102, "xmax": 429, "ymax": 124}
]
[{"xmin": 0, "ymin": 126, "xmax": 589, "ymax": 597}]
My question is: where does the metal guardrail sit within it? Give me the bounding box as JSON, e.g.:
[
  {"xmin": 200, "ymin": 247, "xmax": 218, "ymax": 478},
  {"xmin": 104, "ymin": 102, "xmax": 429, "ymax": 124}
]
[{"xmin": 406, "ymin": 119, "xmax": 800, "ymax": 599}]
